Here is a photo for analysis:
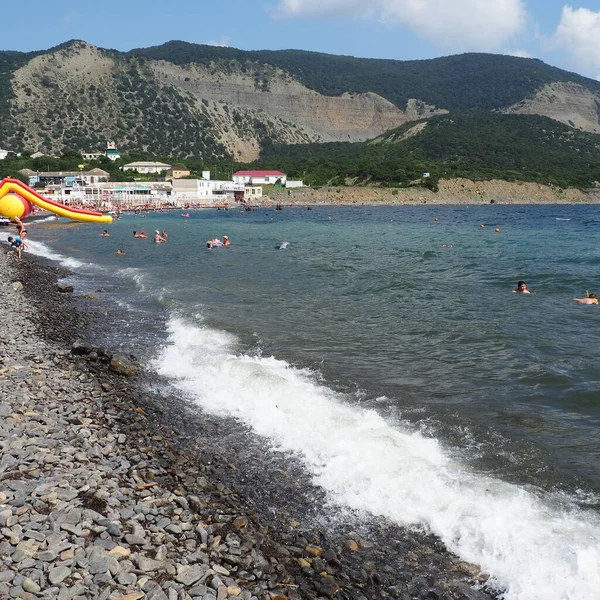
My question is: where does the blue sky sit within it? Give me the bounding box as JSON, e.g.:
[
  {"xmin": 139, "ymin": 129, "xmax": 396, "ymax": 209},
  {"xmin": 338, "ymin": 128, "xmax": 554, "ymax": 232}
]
[{"xmin": 4, "ymin": 0, "xmax": 600, "ymax": 80}]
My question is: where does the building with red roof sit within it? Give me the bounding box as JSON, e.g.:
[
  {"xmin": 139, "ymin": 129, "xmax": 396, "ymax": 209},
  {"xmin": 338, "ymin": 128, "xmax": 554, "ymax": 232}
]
[{"xmin": 232, "ymin": 170, "xmax": 287, "ymax": 185}]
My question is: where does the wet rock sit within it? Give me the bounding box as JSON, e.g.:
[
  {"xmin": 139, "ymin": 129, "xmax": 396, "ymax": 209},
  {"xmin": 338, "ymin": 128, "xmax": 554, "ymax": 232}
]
[
  {"xmin": 109, "ymin": 355, "xmax": 140, "ymax": 377},
  {"xmin": 57, "ymin": 284, "xmax": 74, "ymax": 293},
  {"xmin": 71, "ymin": 340, "xmax": 94, "ymax": 356}
]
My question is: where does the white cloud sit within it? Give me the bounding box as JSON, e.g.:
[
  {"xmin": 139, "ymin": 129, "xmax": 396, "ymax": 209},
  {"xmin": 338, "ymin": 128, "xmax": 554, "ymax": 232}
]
[
  {"xmin": 276, "ymin": 0, "xmax": 372, "ymax": 19},
  {"xmin": 206, "ymin": 36, "xmax": 231, "ymax": 47},
  {"xmin": 505, "ymin": 49, "xmax": 532, "ymax": 58},
  {"xmin": 380, "ymin": 0, "xmax": 527, "ymax": 51},
  {"xmin": 552, "ymin": 6, "xmax": 600, "ymax": 76},
  {"xmin": 274, "ymin": 0, "xmax": 527, "ymax": 51}
]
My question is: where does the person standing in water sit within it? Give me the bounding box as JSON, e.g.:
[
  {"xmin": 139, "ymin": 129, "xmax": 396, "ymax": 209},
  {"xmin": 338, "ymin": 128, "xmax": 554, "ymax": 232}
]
[
  {"xmin": 153, "ymin": 230, "xmax": 166, "ymax": 243},
  {"xmin": 14, "ymin": 217, "xmax": 28, "ymax": 249}
]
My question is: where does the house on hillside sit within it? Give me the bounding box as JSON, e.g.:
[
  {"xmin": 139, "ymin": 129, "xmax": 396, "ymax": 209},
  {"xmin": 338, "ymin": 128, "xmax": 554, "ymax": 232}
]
[
  {"xmin": 123, "ymin": 161, "xmax": 171, "ymax": 174},
  {"xmin": 82, "ymin": 141, "xmax": 121, "ymax": 162},
  {"xmin": 165, "ymin": 166, "xmax": 191, "ymax": 180},
  {"xmin": 232, "ymin": 170, "xmax": 287, "ymax": 186}
]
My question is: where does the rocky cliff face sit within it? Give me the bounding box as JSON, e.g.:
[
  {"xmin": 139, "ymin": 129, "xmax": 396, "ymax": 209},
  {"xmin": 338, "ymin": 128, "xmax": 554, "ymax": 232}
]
[
  {"xmin": 4, "ymin": 42, "xmax": 599, "ymax": 162},
  {"xmin": 503, "ymin": 82, "xmax": 600, "ymax": 134},
  {"xmin": 6, "ymin": 42, "xmax": 443, "ymax": 161}
]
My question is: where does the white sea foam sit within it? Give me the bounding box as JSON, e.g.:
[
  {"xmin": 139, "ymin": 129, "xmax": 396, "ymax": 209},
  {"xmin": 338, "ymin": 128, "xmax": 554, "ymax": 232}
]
[
  {"xmin": 0, "ymin": 233, "xmax": 86, "ymax": 268},
  {"xmin": 153, "ymin": 316, "xmax": 600, "ymax": 600}
]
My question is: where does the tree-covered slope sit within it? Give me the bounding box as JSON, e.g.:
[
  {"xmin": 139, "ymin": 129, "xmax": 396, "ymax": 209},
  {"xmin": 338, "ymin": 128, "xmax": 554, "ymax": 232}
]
[
  {"xmin": 254, "ymin": 112, "xmax": 600, "ymax": 189},
  {"xmin": 129, "ymin": 41, "xmax": 600, "ymax": 111}
]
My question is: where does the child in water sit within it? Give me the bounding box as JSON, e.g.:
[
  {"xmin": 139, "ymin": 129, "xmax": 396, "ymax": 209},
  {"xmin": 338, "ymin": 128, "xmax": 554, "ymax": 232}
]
[{"xmin": 7, "ymin": 236, "xmax": 23, "ymax": 258}]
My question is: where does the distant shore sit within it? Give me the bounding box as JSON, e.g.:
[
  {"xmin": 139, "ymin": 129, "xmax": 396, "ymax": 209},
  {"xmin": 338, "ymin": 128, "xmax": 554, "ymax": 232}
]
[{"xmin": 265, "ymin": 178, "xmax": 600, "ymax": 206}]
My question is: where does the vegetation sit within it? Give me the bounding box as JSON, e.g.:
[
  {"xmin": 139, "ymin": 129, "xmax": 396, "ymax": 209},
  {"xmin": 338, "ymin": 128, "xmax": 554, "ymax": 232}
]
[
  {"xmin": 0, "ymin": 41, "xmax": 599, "ymax": 189},
  {"xmin": 129, "ymin": 41, "xmax": 600, "ymax": 111},
  {"xmin": 250, "ymin": 112, "xmax": 600, "ymax": 189}
]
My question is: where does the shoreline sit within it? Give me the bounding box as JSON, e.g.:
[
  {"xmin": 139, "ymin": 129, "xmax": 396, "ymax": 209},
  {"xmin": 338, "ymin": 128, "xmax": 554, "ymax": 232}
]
[
  {"xmin": 265, "ymin": 178, "xmax": 600, "ymax": 206},
  {"xmin": 0, "ymin": 248, "xmax": 499, "ymax": 600}
]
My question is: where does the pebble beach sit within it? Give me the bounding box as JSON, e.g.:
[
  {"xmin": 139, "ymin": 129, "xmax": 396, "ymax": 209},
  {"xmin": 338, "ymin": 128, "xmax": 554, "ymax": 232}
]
[{"xmin": 0, "ymin": 247, "xmax": 498, "ymax": 600}]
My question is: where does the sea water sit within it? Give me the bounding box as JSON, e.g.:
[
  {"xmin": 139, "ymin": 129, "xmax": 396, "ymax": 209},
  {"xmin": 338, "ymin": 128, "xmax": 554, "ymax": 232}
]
[{"xmin": 7, "ymin": 204, "xmax": 600, "ymax": 600}]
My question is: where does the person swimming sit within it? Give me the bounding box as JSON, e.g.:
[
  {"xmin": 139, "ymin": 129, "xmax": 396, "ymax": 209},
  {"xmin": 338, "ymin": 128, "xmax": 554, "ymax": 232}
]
[
  {"xmin": 153, "ymin": 230, "xmax": 166, "ymax": 243},
  {"xmin": 206, "ymin": 238, "xmax": 224, "ymax": 248},
  {"xmin": 222, "ymin": 235, "xmax": 231, "ymax": 246},
  {"xmin": 573, "ymin": 292, "xmax": 598, "ymax": 305},
  {"xmin": 100, "ymin": 230, "xmax": 110, "ymax": 237},
  {"xmin": 512, "ymin": 281, "xmax": 531, "ymax": 294}
]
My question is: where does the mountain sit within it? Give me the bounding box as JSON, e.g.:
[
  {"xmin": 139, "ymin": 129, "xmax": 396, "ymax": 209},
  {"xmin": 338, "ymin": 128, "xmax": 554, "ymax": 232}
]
[
  {"xmin": 255, "ymin": 112, "xmax": 600, "ymax": 189},
  {"xmin": 0, "ymin": 40, "xmax": 599, "ymax": 166}
]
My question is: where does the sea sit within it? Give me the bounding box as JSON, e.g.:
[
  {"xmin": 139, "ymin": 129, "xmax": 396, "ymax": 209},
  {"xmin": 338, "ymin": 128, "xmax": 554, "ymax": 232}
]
[{"xmin": 4, "ymin": 203, "xmax": 600, "ymax": 600}]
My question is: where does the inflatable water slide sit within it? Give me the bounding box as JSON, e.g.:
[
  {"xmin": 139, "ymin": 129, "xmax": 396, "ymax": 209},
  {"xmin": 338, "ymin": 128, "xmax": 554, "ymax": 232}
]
[{"xmin": 0, "ymin": 178, "xmax": 112, "ymax": 223}]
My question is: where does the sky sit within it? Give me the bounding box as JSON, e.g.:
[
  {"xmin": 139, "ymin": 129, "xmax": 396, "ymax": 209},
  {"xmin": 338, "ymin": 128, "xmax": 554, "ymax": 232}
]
[{"xmin": 4, "ymin": 0, "xmax": 600, "ymax": 80}]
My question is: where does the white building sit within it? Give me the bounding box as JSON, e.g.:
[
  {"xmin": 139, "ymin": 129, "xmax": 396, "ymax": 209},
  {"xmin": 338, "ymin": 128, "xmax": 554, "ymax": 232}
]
[
  {"xmin": 232, "ymin": 170, "xmax": 287, "ymax": 186},
  {"xmin": 0, "ymin": 149, "xmax": 11, "ymax": 160},
  {"xmin": 123, "ymin": 161, "xmax": 172, "ymax": 174},
  {"xmin": 172, "ymin": 178, "xmax": 244, "ymax": 203}
]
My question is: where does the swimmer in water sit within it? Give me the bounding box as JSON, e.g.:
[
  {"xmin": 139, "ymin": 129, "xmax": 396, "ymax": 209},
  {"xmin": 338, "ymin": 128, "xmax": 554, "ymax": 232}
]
[
  {"xmin": 153, "ymin": 230, "xmax": 166, "ymax": 243},
  {"xmin": 512, "ymin": 281, "xmax": 531, "ymax": 294},
  {"xmin": 116, "ymin": 248, "xmax": 124, "ymax": 255},
  {"xmin": 573, "ymin": 292, "xmax": 598, "ymax": 305},
  {"xmin": 222, "ymin": 235, "xmax": 231, "ymax": 246},
  {"xmin": 100, "ymin": 230, "xmax": 110, "ymax": 237}
]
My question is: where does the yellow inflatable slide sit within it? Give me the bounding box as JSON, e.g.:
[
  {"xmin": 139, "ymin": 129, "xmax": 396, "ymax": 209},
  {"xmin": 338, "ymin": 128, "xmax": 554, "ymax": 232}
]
[{"xmin": 0, "ymin": 178, "xmax": 112, "ymax": 223}]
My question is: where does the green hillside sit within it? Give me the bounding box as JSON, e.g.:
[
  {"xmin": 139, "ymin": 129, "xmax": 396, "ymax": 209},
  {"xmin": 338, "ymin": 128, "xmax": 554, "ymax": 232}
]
[
  {"xmin": 129, "ymin": 41, "xmax": 600, "ymax": 111},
  {"xmin": 253, "ymin": 112, "xmax": 600, "ymax": 189}
]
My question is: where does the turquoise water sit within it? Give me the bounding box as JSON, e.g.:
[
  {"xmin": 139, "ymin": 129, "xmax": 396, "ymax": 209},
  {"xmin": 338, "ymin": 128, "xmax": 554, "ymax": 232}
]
[{"xmin": 15, "ymin": 204, "xmax": 600, "ymax": 600}]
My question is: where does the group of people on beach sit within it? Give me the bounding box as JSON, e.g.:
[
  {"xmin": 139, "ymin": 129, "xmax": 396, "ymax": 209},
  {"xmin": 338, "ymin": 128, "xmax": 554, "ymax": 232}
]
[
  {"xmin": 6, "ymin": 217, "xmax": 28, "ymax": 258},
  {"xmin": 512, "ymin": 281, "xmax": 598, "ymax": 304}
]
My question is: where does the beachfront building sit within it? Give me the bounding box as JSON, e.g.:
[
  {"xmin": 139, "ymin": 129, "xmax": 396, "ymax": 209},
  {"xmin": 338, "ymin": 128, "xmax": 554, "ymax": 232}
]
[
  {"xmin": 82, "ymin": 181, "xmax": 173, "ymax": 207},
  {"xmin": 245, "ymin": 185, "xmax": 263, "ymax": 199},
  {"xmin": 122, "ymin": 161, "xmax": 172, "ymax": 174},
  {"xmin": 165, "ymin": 166, "xmax": 191, "ymax": 180},
  {"xmin": 172, "ymin": 178, "xmax": 244, "ymax": 204},
  {"xmin": 232, "ymin": 170, "xmax": 287, "ymax": 186},
  {"xmin": 19, "ymin": 168, "xmax": 110, "ymax": 187}
]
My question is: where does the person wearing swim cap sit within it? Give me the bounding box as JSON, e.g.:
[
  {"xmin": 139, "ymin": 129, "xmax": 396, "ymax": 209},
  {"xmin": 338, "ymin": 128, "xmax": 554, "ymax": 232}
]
[
  {"xmin": 153, "ymin": 230, "xmax": 166, "ymax": 243},
  {"xmin": 223, "ymin": 235, "xmax": 231, "ymax": 246}
]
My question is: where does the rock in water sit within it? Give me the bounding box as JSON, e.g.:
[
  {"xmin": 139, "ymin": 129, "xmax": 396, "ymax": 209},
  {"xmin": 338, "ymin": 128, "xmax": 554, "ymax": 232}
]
[{"xmin": 109, "ymin": 355, "xmax": 140, "ymax": 377}]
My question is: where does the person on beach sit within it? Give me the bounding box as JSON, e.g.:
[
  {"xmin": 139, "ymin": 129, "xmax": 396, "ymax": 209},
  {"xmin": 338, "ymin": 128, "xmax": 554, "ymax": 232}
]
[
  {"xmin": 512, "ymin": 281, "xmax": 531, "ymax": 294},
  {"xmin": 153, "ymin": 230, "xmax": 166, "ymax": 243},
  {"xmin": 223, "ymin": 235, "xmax": 231, "ymax": 246},
  {"xmin": 100, "ymin": 230, "xmax": 110, "ymax": 237},
  {"xmin": 14, "ymin": 217, "xmax": 28, "ymax": 249},
  {"xmin": 7, "ymin": 236, "xmax": 23, "ymax": 258},
  {"xmin": 573, "ymin": 292, "xmax": 598, "ymax": 305}
]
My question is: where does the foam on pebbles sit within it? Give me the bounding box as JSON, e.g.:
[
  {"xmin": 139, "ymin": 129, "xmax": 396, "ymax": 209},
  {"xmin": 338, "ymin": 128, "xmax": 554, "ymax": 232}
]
[{"xmin": 0, "ymin": 248, "xmax": 496, "ymax": 600}]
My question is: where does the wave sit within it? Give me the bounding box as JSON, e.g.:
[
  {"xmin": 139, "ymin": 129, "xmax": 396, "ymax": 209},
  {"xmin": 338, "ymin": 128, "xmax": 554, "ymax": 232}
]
[
  {"xmin": 152, "ymin": 315, "xmax": 600, "ymax": 600},
  {"xmin": 0, "ymin": 233, "xmax": 86, "ymax": 268}
]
